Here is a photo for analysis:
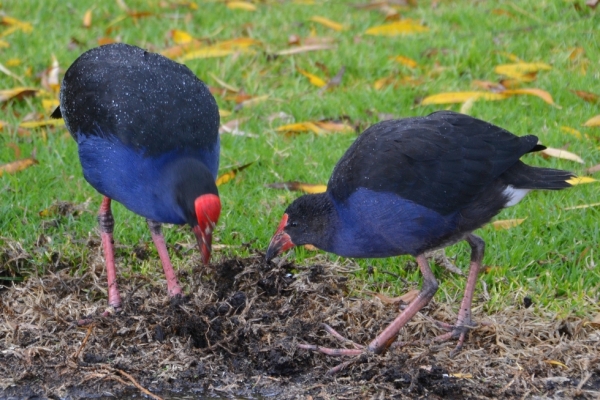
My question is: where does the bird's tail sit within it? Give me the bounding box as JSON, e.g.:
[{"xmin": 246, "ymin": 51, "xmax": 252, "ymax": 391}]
[{"xmin": 501, "ymin": 161, "xmax": 575, "ymax": 190}]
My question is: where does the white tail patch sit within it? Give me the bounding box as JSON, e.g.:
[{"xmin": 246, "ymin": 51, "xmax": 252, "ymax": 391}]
[{"xmin": 503, "ymin": 185, "xmax": 531, "ymax": 207}]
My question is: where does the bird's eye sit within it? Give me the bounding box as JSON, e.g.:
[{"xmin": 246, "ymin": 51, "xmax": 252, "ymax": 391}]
[{"xmin": 290, "ymin": 221, "xmax": 298, "ymax": 227}]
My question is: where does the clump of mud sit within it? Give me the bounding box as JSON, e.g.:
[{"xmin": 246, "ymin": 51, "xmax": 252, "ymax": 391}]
[{"xmin": 1, "ymin": 250, "xmax": 599, "ymax": 399}]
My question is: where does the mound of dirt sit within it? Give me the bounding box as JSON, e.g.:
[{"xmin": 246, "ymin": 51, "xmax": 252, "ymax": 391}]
[{"xmin": 1, "ymin": 251, "xmax": 599, "ymax": 399}]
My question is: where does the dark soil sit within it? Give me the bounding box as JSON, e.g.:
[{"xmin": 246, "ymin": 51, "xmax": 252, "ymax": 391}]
[{"xmin": 1, "ymin": 248, "xmax": 599, "ymax": 399}]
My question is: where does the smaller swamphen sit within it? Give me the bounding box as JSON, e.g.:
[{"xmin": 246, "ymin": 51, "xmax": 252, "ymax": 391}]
[
  {"xmin": 53, "ymin": 43, "xmax": 221, "ymax": 313},
  {"xmin": 266, "ymin": 111, "xmax": 574, "ymax": 368}
]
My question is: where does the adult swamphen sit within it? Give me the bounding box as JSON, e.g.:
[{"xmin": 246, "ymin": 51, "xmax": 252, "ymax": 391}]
[
  {"xmin": 52, "ymin": 43, "xmax": 221, "ymax": 314},
  {"xmin": 266, "ymin": 111, "xmax": 574, "ymax": 371}
]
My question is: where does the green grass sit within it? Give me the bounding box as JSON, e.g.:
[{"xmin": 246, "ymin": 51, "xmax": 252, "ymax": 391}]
[{"xmin": 0, "ymin": 0, "xmax": 598, "ymax": 318}]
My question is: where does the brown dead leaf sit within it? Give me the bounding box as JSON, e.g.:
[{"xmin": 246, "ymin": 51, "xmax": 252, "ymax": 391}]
[
  {"xmin": 233, "ymin": 94, "xmax": 269, "ymax": 111},
  {"xmin": 266, "ymin": 182, "xmax": 327, "ymax": 194},
  {"xmin": 365, "ymin": 19, "xmax": 428, "ymax": 36},
  {"xmin": 0, "ymin": 157, "xmax": 38, "ymax": 176},
  {"xmin": 586, "ymin": 164, "xmax": 600, "ymax": 174},
  {"xmin": 472, "ymin": 80, "xmax": 506, "ymax": 92},
  {"xmin": 540, "ymin": 148, "xmax": 584, "ymax": 164},
  {"xmin": 318, "ymin": 66, "xmax": 346, "ymax": 93},
  {"xmin": 370, "ymin": 289, "xmax": 420, "ymax": 305},
  {"xmin": 275, "ymin": 44, "xmax": 335, "ymax": 56},
  {"xmin": 583, "ymin": 115, "xmax": 600, "ymax": 127},
  {"xmin": 216, "ymin": 162, "xmax": 253, "ymax": 186},
  {"xmin": 570, "ymin": 90, "xmax": 598, "ymax": 103},
  {"xmin": 98, "ymin": 37, "xmax": 117, "ymax": 46},
  {"xmin": 590, "ymin": 313, "xmax": 600, "ymax": 326},
  {"xmin": 492, "ymin": 218, "xmax": 526, "ymax": 230},
  {"xmin": 491, "ymin": 9, "xmax": 515, "ymax": 17}
]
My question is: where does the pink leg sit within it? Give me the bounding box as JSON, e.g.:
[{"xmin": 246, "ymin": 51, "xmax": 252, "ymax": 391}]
[
  {"xmin": 428, "ymin": 234, "xmax": 484, "ymax": 355},
  {"xmin": 366, "ymin": 254, "xmax": 438, "ymax": 353},
  {"xmin": 147, "ymin": 219, "xmax": 182, "ymax": 297},
  {"xmin": 301, "ymin": 254, "xmax": 438, "ymax": 358},
  {"xmin": 99, "ymin": 197, "xmax": 122, "ymax": 311}
]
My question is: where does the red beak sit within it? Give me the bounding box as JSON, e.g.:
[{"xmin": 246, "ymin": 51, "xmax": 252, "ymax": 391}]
[
  {"xmin": 193, "ymin": 224, "xmax": 212, "ymax": 265},
  {"xmin": 266, "ymin": 213, "xmax": 295, "ymax": 261}
]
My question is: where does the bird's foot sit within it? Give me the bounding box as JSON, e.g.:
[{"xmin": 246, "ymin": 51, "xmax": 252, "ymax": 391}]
[{"xmin": 77, "ymin": 304, "xmax": 122, "ymax": 326}]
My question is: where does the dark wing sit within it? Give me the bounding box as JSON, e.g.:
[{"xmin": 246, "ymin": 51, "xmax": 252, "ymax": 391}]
[
  {"xmin": 328, "ymin": 111, "xmax": 539, "ymax": 216},
  {"xmin": 59, "ymin": 43, "xmax": 219, "ymax": 157}
]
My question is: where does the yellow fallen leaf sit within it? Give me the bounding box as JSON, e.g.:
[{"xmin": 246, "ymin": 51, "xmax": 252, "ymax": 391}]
[
  {"xmin": 1, "ymin": 16, "xmax": 33, "ymax": 37},
  {"xmin": 540, "ymin": 148, "xmax": 584, "ymax": 164},
  {"xmin": 449, "ymin": 373, "xmax": 473, "ymax": 379},
  {"xmin": 83, "ymin": 9, "xmax": 93, "ymax": 28},
  {"xmin": 0, "ymin": 87, "xmax": 38, "ymax": 103},
  {"xmin": 266, "ymin": 181, "xmax": 327, "ymax": 194},
  {"xmin": 560, "ymin": 126, "xmax": 582, "ymax": 139},
  {"xmin": 227, "ymin": 1, "xmax": 256, "ymax": 11},
  {"xmin": 0, "ymin": 40, "xmax": 9, "ymax": 48},
  {"xmin": 0, "ymin": 157, "xmax": 38, "ymax": 176},
  {"xmin": 583, "ymin": 115, "xmax": 600, "ymax": 127},
  {"xmin": 365, "ymin": 19, "xmax": 429, "ymax": 36},
  {"xmin": 494, "ymin": 62, "xmax": 551, "ymax": 79},
  {"xmin": 6, "ymin": 58, "xmax": 20, "ymax": 67},
  {"xmin": 315, "ymin": 121, "xmax": 354, "ymax": 133},
  {"xmin": 391, "ymin": 55, "xmax": 418, "ymax": 68},
  {"xmin": 216, "ymin": 162, "xmax": 253, "ymax": 186},
  {"xmin": 179, "ymin": 47, "xmax": 237, "ymax": 60},
  {"xmin": 219, "ymin": 109, "xmax": 232, "ymax": 118},
  {"xmin": 543, "ymin": 360, "xmax": 568, "ymax": 369},
  {"xmin": 276, "ymin": 122, "xmax": 323, "ymax": 134},
  {"xmin": 459, "ymin": 96, "xmax": 477, "ymax": 115},
  {"xmin": 297, "ymin": 68, "xmax": 326, "ymax": 87},
  {"xmin": 564, "ymin": 202, "xmax": 600, "ymax": 210},
  {"xmin": 503, "ymin": 88, "xmax": 557, "ymax": 106},
  {"xmin": 19, "ymin": 119, "xmax": 65, "ymax": 129},
  {"xmin": 310, "ymin": 16, "xmax": 345, "ymax": 31},
  {"xmin": 421, "ymin": 91, "xmax": 507, "ymax": 105},
  {"xmin": 491, "ymin": 218, "xmax": 526, "ymax": 230},
  {"xmin": 171, "ymin": 29, "xmax": 193, "ymax": 44},
  {"xmin": 569, "ymin": 47, "xmax": 585, "ymax": 62},
  {"xmin": 178, "ymin": 38, "xmax": 260, "ymax": 60},
  {"xmin": 566, "ymin": 176, "xmax": 596, "ymax": 185}
]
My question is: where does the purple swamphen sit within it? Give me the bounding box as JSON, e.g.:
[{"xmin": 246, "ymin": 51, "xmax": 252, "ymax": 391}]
[
  {"xmin": 52, "ymin": 43, "xmax": 221, "ymax": 314},
  {"xmin": 266, "ymin": 111, "xmax": 574, "ymax": 370}
]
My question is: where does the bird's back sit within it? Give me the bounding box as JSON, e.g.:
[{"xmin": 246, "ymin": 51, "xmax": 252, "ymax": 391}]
[
  {"xmin": 328, "ymin": 111, "xmax": 541, "ymax": 216},
  {"xmin": 59, "ymin": 43, "xmax": 219, "ymax": 171}
]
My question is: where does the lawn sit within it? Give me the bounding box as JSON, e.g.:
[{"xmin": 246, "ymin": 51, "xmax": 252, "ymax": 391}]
[{"xmin": 0, "ymin": 0, "xmax": 599, "ymax": 344}]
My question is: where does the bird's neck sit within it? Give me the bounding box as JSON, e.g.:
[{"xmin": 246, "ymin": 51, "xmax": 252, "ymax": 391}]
[
  {"xmin": 304, "ymin": 193, "xmax": 340, "ymax": 251},
  {"xmin": 160, "ymin": 157, "xmax": 218, "ymax": 226}
]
